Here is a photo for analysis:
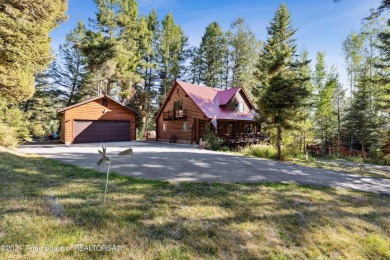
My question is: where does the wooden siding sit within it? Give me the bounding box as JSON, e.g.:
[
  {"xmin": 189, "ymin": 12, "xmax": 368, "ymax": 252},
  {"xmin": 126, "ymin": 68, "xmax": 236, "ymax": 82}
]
[
  {"xmin": 225, "ymin": 90, "xmax": 252, "ymax": 113},
  {"xmin": 157, "ymin": 83, "xmax": 205, "ymax": 142},
  {"xmin": 62, "ymin": 98, "xmax": 136, "ymax": 144}
]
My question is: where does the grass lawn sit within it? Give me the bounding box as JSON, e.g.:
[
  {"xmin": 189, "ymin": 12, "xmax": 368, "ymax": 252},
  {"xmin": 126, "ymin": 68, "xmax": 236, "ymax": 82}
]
[
  {"xmin": 288, "ymin": 158, "xmax": 390, "ymax": 179},
  {"xmin": 0, "ymin": 152, "xmax": 389, "ymax": 259}
]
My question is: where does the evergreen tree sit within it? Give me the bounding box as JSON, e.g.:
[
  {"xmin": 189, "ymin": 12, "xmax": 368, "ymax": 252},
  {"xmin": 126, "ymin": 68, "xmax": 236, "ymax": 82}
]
[
  {"xmin": 187, "ymin": 46, "xmax": 202, "ymax": 85},
  {"xmin": 158, "ymin": 13, "xmax": 187, "ymax": 99},
  {"xmin": 23, "ymin": 70, "xmax": 64, "ymax": 136},
  {"xmin": 293, "ymin": 51, "xmax": 313, "ymax": 153},
  {"xmin": 333, "ymin": 75, "xmax": 346, "ymax": 156},
  {"xmin": 343, "ymin": 67, "xmax": 384, "ymax": 158},
  {"xmin": 198, "ymin": 22, "xmax": 226, "ymax": 88},
  {"xmin": 51, "ymin": 21, "xmax": 89, "ymax": 106},
  {"xmin": 254, "ymin": 4, "xmax": 310, "ymax": 160},
  {"xmin": 0, "ymin": 0, "xmax": 68, "ymax": 102},
  {"xmin": 229, "ymin": 18, "xmax": 259, "ymax": 93},
  {"xmin": 376, "ymin": 18, "xmax": 390, "ymax": 114},
  {"xmin": 80, "ymin": 0, "xmax": 142, "ymax": 100}
]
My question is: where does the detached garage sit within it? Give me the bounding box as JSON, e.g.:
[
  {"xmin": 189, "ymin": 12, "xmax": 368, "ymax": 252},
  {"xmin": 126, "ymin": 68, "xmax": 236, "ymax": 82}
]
[{"xmin": 58, "ymin": 95, "xmax": 137, "ymax": 145}]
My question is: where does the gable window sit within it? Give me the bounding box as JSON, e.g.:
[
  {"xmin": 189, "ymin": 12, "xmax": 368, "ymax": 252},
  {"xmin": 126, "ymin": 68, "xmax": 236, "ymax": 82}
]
[
  {"xmin": 174, "ymin": 100, "xmax": 183, "ymax": 110},
  {"xmin": 102, "ymin": 98, "xmax": 108, "ymax": 107},
  {"xmin": 236, "ymin": 102, "xmax": 244, "ymax": 112}
]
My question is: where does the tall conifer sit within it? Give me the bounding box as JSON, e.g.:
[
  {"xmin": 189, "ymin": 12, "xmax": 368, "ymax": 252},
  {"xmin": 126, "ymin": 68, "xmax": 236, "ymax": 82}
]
[{"xmin": 254, "ymin": 4, "xmax": 310, "ymax": 160}]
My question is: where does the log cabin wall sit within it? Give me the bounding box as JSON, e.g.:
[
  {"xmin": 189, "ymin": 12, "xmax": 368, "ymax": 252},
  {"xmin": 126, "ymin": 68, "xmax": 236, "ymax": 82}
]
[
  {"xmin": 157, "ymin": 83, "xmax": 206, "ymax": 143},
  {"xmin": 62, "ymin": 98, "xmax": 136, "ymax": 144}
]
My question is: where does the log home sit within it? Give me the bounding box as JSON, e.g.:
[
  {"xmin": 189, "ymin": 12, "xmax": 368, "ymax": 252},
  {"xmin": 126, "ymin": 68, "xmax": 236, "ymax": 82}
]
[{"xmin": 156, "ymin": 80, "xmax": 267, "ymax": 146}]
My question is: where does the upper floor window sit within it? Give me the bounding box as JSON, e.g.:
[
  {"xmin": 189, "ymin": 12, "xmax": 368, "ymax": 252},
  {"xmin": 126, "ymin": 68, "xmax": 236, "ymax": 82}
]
[
  {"xmin": 236, "ymin": 102, "xmax": 244, "ymax": 112},
  {"xmin": 174, "ymin": 100, "xmax": 183, "ymax": 110},
  {"xmin": 102, "ymin": 98, "xmax": 108, "ymax": 107}
]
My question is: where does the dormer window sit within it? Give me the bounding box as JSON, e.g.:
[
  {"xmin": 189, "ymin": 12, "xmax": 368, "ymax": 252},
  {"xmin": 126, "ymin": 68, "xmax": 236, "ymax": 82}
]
[
  {"xmin": 102, "ymin": 98, "xmax": 108, "ymax": 107},
  {"xmin": 236, "ymin": 102, "xmax": 244, "ymax": 112}
]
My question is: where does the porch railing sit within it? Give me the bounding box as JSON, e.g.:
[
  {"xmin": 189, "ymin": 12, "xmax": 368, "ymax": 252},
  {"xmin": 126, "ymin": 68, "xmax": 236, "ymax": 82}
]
[
  {"xmin": 220, "ymin": 132, "xmax": 270, "ymax": 145},
  {"xmin": 163, "ymin": 110, "xmax": 187, "ymax": 121}
]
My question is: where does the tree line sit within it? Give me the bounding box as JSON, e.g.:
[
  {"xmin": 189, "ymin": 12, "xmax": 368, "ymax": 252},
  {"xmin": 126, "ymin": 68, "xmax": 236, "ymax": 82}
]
[{"xmin": 0, "ymin": 0, "xmax": 389, "ymax": 162}]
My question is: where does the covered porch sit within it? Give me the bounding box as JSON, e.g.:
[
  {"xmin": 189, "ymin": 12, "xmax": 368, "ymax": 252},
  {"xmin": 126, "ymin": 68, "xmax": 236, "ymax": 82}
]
[{"xmin": 192, "ymin": 119, "xmax": 269, "ymax": 148}]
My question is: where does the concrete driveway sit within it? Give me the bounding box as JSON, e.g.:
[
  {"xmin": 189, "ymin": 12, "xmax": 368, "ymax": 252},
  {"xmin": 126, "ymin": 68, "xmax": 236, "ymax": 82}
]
[{"xmin": 17, "ymin": 141, "xmax": 390, "ymax": 195}]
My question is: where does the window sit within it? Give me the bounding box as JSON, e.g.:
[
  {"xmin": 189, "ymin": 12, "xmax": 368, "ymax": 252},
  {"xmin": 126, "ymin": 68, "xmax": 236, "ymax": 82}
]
[
  {"xmin": 102, "ymin": 98, "xmax": 108, "ymax": 107},
  {"xmin": 245, "ymin": 123, "xmax": 253, "ymax": 133},
  {"xmin": 174, "ymin": 100, "xmax": 183, "ymax": 110},
  {"xmin": 183, "ymin": 122, "xmax": 188, "ymax": 131},
  {"xmin": 163, "ymin": 123, "xmax": 166, "ymax": 131},
  {"xmin": 236, "ymin": 102, "xmax": 244, "ymax": 112}
]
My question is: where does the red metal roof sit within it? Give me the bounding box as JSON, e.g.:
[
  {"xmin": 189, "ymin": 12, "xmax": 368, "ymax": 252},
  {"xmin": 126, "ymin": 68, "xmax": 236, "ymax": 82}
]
[
  {"xmin": 217, "ymin": 87, "xmax": 240, "ymax": 105},
  {"xmin": 177, "ymin": 80, "xmax": 256, "ymax": 121}
]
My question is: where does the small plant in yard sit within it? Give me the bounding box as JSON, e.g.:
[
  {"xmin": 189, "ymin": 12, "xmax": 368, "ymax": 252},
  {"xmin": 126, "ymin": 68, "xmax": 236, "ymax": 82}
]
[
  {"xmin": 204, "ymin": 131, "xmax": 223, "ymax": 151},
  {"xmin": 169, "ymin": 134, "xmax": 177, "ymax": 143},
  {"xmin": 241, "ymin": 145, "xmax": 279, "ymax": 160},
  {"xmin": 383, "ymin": 155, "xmax": 390, "ymax": 166}
]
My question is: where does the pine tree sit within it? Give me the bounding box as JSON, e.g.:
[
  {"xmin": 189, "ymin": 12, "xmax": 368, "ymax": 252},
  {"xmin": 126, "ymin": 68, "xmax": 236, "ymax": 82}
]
[
  {"xmin": 158, "ymin": 13, "xmax": 187, "ymax": 99},
  {"xmin": 198, "ymin": 22, "xmax": 226, "ymax": 88},
  {"xmin": 0, "ymin": 0, "xmax": 68, "ymax": 102},
  {"xmin": 80, "ymin": 0, "xmax": 142, "ymax": 100},
  {"xmin": 376, "ymin": 18, "xmax": 390, "ymax": 114},
  {"xmin": 254, "ymin": 4, "xmax": 310, "ymax": 160},
  {"xmin": 229, "ymin": 18, "xmax": 259, "ymax": 93},
  {"xmin": 333, "ymin": 75, "xmax": 346, "ymax": 156},
  {"xmin": 187, "ymin": 46, "xmax": 202, "ymax": 84},
  {"xmin": 51, "ymin": 21, "xmax": 89, "ymax": 106}
]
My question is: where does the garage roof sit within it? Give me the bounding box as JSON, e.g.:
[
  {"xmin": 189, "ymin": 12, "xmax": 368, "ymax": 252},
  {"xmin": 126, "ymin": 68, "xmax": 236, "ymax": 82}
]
[{"xmin": 58, "ymin": 95, "xmax": 137, "ymax": 114}]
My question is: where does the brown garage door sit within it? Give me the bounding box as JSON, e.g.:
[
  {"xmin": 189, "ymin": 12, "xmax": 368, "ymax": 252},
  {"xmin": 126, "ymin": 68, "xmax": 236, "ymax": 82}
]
[{"xmin": 74, "ymin": 120, "xmax": 130, "ymax": 143}]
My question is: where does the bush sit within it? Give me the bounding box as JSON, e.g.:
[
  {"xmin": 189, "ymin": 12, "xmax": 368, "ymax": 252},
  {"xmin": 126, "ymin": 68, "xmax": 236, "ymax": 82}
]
[
  {"xmin": 29, "ymin": 124, "xmax": 46, "ymax": 138},
  {"xmin": 204, "ymin": 132, "xmax": 223, "ymax": 151},
  {"xmin": 241, "ymin": 145, "xmax": 278, "ymax": 159},
  {"xmin": 0, "ymin": 122, "xmax": 19, "ymax": 148},
  {"xmin": 382, "ymin": 155, "xmax": 390, "ymax": 166}
]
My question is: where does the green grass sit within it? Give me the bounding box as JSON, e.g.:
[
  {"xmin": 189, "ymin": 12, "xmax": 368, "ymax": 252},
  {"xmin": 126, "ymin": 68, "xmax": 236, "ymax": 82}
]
[
  {"xmin": 1, "ymin": 152, "xmax": 390, "ymax": 259},
  {"xmin": 289, "ymin": 158, "xmax": 390, "ymax": 179},
  {"xmin": 239, "ymin": 145, "xmax": 390, "ymax": 179}
]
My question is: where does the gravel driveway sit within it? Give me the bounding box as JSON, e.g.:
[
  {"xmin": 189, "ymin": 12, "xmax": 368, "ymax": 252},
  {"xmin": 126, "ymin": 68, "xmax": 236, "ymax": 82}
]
[{"xmin": 17, "ymin": 141, "xmax": 390, "ymax": 195}]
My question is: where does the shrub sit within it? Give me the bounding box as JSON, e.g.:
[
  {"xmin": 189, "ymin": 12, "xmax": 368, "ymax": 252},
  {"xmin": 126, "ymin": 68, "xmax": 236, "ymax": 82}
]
[
  {"xmin": 29, "ymin": 124, "xmax": 46, "ymax": 138},
  {"xmin": 204, "ymin": 132, "xmax": 223, "ymax": 151},
  {"xmin": 0, "ymin": 122, "xmax": 19, "ymax": 148},
  {"xmin": 241, "ymin": 145, "xmax": 278, "ymax": 159},
  {"xmin": 383, "ymin": 155, "xmax": 390, "ymax": 166}
]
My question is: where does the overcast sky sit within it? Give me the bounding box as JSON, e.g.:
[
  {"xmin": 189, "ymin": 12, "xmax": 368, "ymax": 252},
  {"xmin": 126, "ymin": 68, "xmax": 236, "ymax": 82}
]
[{"xmin": 50, "ymin": 0, "xmax": 383, "ymax": 88}]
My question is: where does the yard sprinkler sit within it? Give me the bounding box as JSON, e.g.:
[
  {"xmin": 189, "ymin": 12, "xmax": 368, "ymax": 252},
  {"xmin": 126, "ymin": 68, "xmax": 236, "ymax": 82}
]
[{"xmin": 97, "ymin": 146, "xmax": 134, "ymax": 203}]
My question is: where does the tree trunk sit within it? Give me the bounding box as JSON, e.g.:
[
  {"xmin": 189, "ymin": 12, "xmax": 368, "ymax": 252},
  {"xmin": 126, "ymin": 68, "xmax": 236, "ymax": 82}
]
[
  {"xmin": 66, "ymin": 58, "xmax": 81, "ymax": 106},
  {"xmin": 337, "ymin": 104, "xmax": 341, "ymax": 157},
  {"xmin": 276, "ymin": 126, "xmax": 282, "ymax": 160},
  {"xmin": 23, "ymin": 99, "xmax": 30, "ymax": 113},
  {"xmin": 320, "ymin": 118, "xmax": 325, "ymax": 155}
]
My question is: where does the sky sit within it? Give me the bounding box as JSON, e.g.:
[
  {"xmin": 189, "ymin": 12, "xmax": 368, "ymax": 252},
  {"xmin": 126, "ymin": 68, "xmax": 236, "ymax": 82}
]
[{"xmin": 50, "ymin": 0, "xmax": 383, "ymax": 87}]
